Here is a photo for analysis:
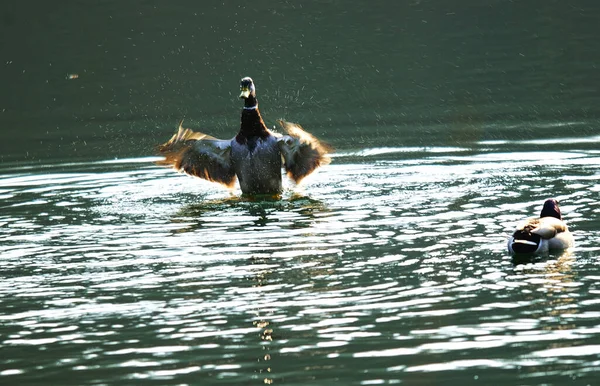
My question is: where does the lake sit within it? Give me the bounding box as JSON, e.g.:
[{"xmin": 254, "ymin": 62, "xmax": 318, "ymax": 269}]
[{"xmin": 1, "ymin": 1, "xmax": 599, "ymax": 385}]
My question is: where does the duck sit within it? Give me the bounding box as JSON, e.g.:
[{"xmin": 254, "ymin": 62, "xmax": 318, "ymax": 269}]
[
  {"xmin": 157, "ymin": 77, "xmax": 332, "ymax": 196},
  {"xmin": 507, "ymin": 198, "xmax": 574, "ymax": 254}
]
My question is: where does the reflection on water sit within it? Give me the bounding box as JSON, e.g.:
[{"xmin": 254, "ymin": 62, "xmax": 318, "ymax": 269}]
[
  {"xmin": 1, "ymin": 138, "xmax": 599, "ymax": 384},
  {"xmin": 171, "ymin": 194, "xmax": 328, "ymax": 234}
]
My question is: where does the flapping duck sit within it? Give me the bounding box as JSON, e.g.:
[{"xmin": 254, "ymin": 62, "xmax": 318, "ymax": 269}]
[{"xmin": 157, "ymin": 77, "xmax": 331, "ymax": 195}]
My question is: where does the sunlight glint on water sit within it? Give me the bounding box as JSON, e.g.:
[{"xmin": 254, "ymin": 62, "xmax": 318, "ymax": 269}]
[{"xmin": 1, "ymin": 141, "xmax": 599, "ymax": 384}]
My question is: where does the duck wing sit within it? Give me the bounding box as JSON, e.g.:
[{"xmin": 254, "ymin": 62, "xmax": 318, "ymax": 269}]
[
  {"xmin": 533, "ymin": 217, "xmax": 568, "ymax": 238},
  {"xmin": 275, "ymin": 119, "xmax": 333, "ymax": 183},
  {"xmin": 516, "ymin": 216, "xmax": 567, "ymax": 239},
  {"xmin": 157, "ymin": 121, "xmax": 236, "ymax": 188}
]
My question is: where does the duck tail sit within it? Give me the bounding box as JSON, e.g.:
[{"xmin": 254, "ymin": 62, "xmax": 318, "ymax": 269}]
[{"xmin": 509, "ymin": 230, "xmax": 541, "ymax": 254}]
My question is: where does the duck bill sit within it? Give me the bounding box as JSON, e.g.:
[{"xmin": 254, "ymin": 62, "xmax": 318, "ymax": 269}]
[{"xmin": 239, "ymin": 88, "xmax": 251, "ymax": 98}]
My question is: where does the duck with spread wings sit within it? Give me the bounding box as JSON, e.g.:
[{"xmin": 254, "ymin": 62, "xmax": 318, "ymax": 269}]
[{"xmin": 157, "ymin": 77, "xmax": 332, "ymax": 196}]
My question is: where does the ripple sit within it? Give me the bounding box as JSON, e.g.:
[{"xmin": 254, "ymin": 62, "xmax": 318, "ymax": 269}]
[
  {"xmin": 478, "ymin": 135, "xmax": 600, "ymax": 146},
  {"xmin": 532, "ymin": 345, "xmax": 600, "ymax": 357},
  {"xmin": 1, "ymin": 148, "xmax": 599, "ymax": 384}
]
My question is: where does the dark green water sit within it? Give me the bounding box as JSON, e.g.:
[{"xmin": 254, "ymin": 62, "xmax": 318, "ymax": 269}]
[{"xmin": 1, "ymin": 1, "xmax": 600, "ymax": 385}]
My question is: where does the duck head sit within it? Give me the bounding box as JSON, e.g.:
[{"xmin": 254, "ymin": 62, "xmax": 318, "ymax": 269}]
[
  {"xmin": 540, "ymin": 198, "xmax": 562, "ymax": 219},
  {"xmin": 239, "ymin": 77, "xmax": 257, "ymax": 106}
]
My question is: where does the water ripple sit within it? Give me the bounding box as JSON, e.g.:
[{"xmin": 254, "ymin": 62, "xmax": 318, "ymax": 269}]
[{"xmin": 1, "ymin": 146, "xmax": 599, "ymax": 384}]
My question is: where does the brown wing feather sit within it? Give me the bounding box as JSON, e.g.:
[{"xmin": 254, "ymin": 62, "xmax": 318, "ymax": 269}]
[
  {"xmin": 276, "ymin": 119, "xmax": 333, "ymax": 183},
  {"xmin": 533, "ymin": 217, "xmax": 567, "ymax": 238},
  {"xmin": 157, "ymin": 121, "xmax": 236, "ymax": 188},
  {"xmin": 517, "ymin": 216, "xmax": 567, "ymax": 239}
]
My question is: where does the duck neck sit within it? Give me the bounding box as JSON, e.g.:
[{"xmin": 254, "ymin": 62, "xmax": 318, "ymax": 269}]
[
  {"xmin": 236, "ymin": 96, "xmax": 270, "ymax": 143},
  {"xmin": 541, "ymin": 207, "xmax": 561, "ymax": 220}
]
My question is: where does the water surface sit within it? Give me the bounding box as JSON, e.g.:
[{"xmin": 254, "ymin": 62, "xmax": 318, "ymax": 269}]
[
  {"xmin": 1, "ymin": 1, "xmax": 600, "ymax": 385},
  {"xmin": 2, "ymin": 136, "xmax": 599, "ymax": 385}
]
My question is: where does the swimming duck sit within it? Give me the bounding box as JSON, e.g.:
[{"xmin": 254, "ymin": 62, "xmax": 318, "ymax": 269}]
[
  {"xmin": 157, "ymin": 77, "xmax": 332, "ymax": 195},
  {"xmin": 507, "ymin": 198, "xmax": 574, "ymax": 254}
]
